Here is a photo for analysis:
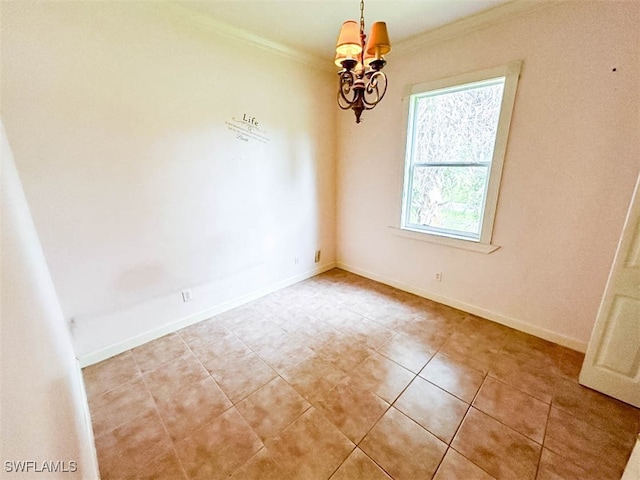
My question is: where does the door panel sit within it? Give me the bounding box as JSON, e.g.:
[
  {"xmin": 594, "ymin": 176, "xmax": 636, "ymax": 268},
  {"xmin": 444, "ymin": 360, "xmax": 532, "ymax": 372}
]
[
  {"xmin": 595, "ymin": 295, "xmax": 640, "ymax": 377},
  {"xmin": 580, "ymin": 174, "xmax": 640, "ymax": 407}
]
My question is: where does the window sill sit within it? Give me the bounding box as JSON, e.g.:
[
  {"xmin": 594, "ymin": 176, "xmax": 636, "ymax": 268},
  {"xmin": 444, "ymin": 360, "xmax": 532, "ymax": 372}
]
[{"xmin": 388, "ymin": 226, "xmax": 500, "ymax": 254}]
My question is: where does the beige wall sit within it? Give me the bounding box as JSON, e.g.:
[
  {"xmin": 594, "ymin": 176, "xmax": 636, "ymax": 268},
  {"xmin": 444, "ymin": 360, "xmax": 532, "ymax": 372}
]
[
  {"xmin": 337, "ymin": 1, "xmax": 640, "ymax": 350},
  {"xmin": 1, "ymin": 2, "xmax": 337, "ymax": 360},
  {"xmin": 1, "ymin": 120, "xmax": 99, "ymax": 479}
]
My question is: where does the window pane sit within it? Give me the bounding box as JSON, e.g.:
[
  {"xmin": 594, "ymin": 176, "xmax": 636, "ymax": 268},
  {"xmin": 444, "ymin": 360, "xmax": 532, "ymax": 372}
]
[
  {"xmin": 412, "ymin": 80, "xmax": 504, "ymax": 164},
  {"xmin": 408, "ymin": 165, "xmax": 489, "ymax": 237}
]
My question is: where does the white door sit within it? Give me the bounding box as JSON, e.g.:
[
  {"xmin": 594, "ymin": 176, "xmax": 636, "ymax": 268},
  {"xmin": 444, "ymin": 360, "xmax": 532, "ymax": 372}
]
[{"xmin": 579, "ymin": 174, "xmax": 640, "ymax": 407}]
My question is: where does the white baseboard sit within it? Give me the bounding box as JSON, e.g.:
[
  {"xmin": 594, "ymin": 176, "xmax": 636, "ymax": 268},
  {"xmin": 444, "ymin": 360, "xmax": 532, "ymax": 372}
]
[
  {"xmin": 336, "ymin": 262, "xmax": 588, "ymax": 353},
  {"xmin": 78, "ymin": 259, "xmax": 587, "ymax": 367},
  {"xmin": 77, "ymin": 262, "xmax": 336, "ymax": 367}
]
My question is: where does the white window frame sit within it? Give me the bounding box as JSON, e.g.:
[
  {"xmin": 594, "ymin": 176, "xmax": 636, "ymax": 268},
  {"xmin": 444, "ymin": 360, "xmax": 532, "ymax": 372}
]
[{"xmin": 392, "ymin": 60, "xmax": 522, "ymax": 253}]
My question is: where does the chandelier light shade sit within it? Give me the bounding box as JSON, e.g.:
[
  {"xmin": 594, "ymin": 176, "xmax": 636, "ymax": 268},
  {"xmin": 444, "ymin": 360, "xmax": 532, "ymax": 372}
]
[
  {"xmin": 336, "ymin": 20, "xmax": 362, "ymax": 57},
  {"xmin": 335, "ymin": 0, "xmax": 391, "ymax": 123},
  {"xmin": 366, "ymin": 22, "xmax": 391, "ymax": 57}
]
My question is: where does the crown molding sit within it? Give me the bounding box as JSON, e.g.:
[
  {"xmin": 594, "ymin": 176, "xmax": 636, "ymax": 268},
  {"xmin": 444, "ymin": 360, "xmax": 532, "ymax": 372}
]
[
  {"xmin": 393, "ymin": 0, "xmax": 559, "ymax": 57},
  {"xmin": 149, "ymin": 1, "xmax": 557, "ymax": 75},
  {"xmin": 151, "ymin": 2, "xmax": 334, "ymax": 73}
]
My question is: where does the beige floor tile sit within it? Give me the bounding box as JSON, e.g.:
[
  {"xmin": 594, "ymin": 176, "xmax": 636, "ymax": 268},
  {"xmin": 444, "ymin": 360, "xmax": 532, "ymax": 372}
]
[
  {"xmin": 501, "ymin": 330, "xmax": 563, "ymax": 372},
  {"xmin": 83, "ymin": 351, "xmax": 141, "ymax": 399},
  {"xmin": 312, "ymin": 304, "xmax": 366, "ymax": 326},
  {"xmin": 265, "ymin": 407, "xmax": 354, "ymax": 480},
  {"xmin": 345, "ymin": 351, "xmax": 415, "ymax": 404},
  {"xmin": 281, "ymin": 354, "xmax": 349, "ymax": 403},
  {"xmin": 314, "ymin": 338, "xmax": 373, "ymax": 373},
  {"xmin": 461, "ymin": 315, "xmax": 511, "ymax": 341},
  {"xmin": 125, "ymin": 450, "xmax": 187, "ymax": 480},
  {"xmin": 489, "ymin": 351, "xmax": 557, "ymax": 404},
  {"xmin": 360, "ymin": 407, "xmax": 447, "ymax": 480},
  {"xmin": 329, "ymin": 448, "xmax": 392, "ymax": 480},
  {"xmin": 210, "ymin": 352, "xmax": 277, "ymax": 403},
  {"xmin": 536, "ymin": 448, "xmax": 594, "ymax": 480},
  {"xmin": 95, "ymin": 410, "xmax": 173, "ymax": 480},
  {"xmin": 338, "ymin": 317, "xmax": 396, "ymax": 350},
  {"xmin": 398, "ymin": 319, "xmax": 455, "ymax": 351},
  {"xmin": 438, "ymin": 331, "xmax": 500, "ymax": 373},
  {"xmin": 433, "ymin": 449, "xmax": 496, "ymax": 480},
  {"xmin": 307, "ymin": 325, "xmax": 351, "ymax": 352},
  {"xmin": 175, "ymin": 407, "xmax": 263, "ymax": 480},
  {"xmin": 502, "ymin": 328, "xmax": 558, "ymax": 350},
  {"xmin": 287, "ymin": 318, "xmax": 342, "ymax": 350},
  {"xmin": 252, "ymin": 294, "xmax": 298, "ymax": 317},
  {"xmin": 231, "ymin": 317, "xmax": 288, "ymax": 351},
  {"xmin": 190, "ymin": 333, "xmax": 253, "ymax": 373},
  {"xmin": 348, "ymin": 301, "xmax": 401, "ymax": 326},
  {"xmin": 254, "ymin": 335, "xmax": 315, "ymax": 374},
  {"xmin": 451, "ymin": 407, "xmax": 541, "ymax": 480},
  {"xmin": 88, "ymin": 377, "xmax": 156, "ymax": 438},
  {"xmin": 556, "ymin": 348, "xmax": 585, "ymax": 380},
  {"xmin": 429, "ymin": 305, "xmax": 468, "ymax": 326},
  {"xmin": 228, "ymin": 448, "xmax": 292, "ymax": 480},
  {"xmin": 552, "ymin": 376, "xmax": 640, "ymax": 439},
  {"xmin": 236, "ymin": 377, "xmax": 310, "ymax": 441},
  {"xmin": 130, "ymin": 333, "xmax": 190, "ymax": 373},
  {"xmin": 142, "ymin": 352, "xmax": 209, "ymax": 402},
  {"xmin": 472, "ymin": 376, "xmax": 549, "ymax": 444},
  {"xmin": 178, "ymin": 318, "xmax": 232, "ymax": 350},
  {"xmin": 216, "ymin": 305, "xmax": 265, "ymax": 329},
  {"xmin": 376, "ymin": 333, "xmax": 435, "ymax": 373},
  {"xmin": 155, "ymin": 376, "xmax": 232, "ymax": 441},
  {"xmin": 394, "ymin": 376, "xmax": 468, "ymax": 444},
  {"xmin": 316, "ymin": 381, "xmax": 389, "ymax": 444},
  {"xmin": 544, "ymin": 406, "xmax": 634, "ymax": 479},
  {"xmin": 420, "ymin": 352, "xmax": 485, "ymax": 403}
]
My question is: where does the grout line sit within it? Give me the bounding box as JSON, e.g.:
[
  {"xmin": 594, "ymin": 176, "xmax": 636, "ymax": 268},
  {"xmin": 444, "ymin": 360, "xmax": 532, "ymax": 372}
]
[
  {"xmin": 430, "ymin": 446, "xmax": 450, "ymax": 480},
  {"xmin": 324, "ymin": 445, "xmax": 358, "ymax": 480},
  {"xmin": 448, "ymin": 377, "xmax": 480, "ymax": 445},
  {"xmin": 448, "ymin": 445, "xmax": 498, "ymax": 480},
  {"xmin": 536, "ymin": 399, "xmax": 553, "ymax": 479},
  {"xmin": 179, "ymin": 332, "xmax": 235, "ymax": 409},
  {"xmin": 87, "ymin": 270, "xmax": 636, "ymax": 480},
  {"xmin": 359, "ymin": 447, "xmax": 396, "ymax": 480},
  {"xmin": 133, "ymin": 363, "xmax": 187, "ymax": 480}
]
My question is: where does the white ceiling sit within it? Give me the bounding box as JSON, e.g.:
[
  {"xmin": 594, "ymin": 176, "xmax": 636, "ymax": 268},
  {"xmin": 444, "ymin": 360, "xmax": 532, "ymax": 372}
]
[{"xmin": 178, "ymin": 0, "xmax": 514, "ymax": 60}]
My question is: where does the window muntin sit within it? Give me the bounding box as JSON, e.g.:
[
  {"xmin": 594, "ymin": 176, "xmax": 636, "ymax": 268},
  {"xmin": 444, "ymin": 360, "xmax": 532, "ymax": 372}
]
[{"xmin": 401, "ymin": 63, "xmax": 520, "ymax": 245}]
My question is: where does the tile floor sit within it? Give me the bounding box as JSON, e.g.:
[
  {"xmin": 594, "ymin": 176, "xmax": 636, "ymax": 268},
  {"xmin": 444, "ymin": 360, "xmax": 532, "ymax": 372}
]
[{"xmin": 83, "ymin": 269, "xmax": 640, "ymax": 480}]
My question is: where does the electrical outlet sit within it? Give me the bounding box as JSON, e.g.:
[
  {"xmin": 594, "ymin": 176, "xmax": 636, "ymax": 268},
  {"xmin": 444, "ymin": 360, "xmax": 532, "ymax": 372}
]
[
  {"xmin": 435, "ymin": 272, "xmax": 442, "ymax": 282},
  {"xmin": 181, "ymin": 289, "xmax": 193, "ymax": 302},
  {"xmin": 314, "ymin": 249, "xmax": 321, "ymax": 263}
]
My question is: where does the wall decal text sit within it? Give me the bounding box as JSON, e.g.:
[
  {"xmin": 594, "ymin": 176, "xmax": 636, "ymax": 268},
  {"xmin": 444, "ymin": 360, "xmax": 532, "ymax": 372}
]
[{"xmin": 226, "ymin": 114, "xmax": 270, "ymax": 144}]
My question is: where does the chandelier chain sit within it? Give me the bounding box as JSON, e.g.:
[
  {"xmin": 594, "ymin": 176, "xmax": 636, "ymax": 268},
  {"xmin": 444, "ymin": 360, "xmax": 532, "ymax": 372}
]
[{"xmin": 360, "ymin": 0, "xmax": 365, "ymax": 35}]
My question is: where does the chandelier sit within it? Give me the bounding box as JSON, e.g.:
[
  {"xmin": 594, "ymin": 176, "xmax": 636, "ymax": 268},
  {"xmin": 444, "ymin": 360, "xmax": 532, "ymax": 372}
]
[{"xmin": 335, "ymin": 0, "xmax": 391, "ymax": 123}]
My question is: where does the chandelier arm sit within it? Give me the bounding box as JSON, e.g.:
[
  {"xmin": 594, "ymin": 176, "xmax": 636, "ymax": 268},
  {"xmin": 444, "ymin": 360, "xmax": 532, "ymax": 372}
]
[
  {"xmin": 361, "ymin": 71, "xmax": 388, "ymax": 108},
  {"xmin": 361, "ymin": 84, "xmax": 380, "ymax": 107},
  {"xmin": 337, "ymin": 72, "xmax": 358, "ymax": 108},
  {"xmin": 338, "ymin": 90, "xmax": 356, "ymax": 110}
]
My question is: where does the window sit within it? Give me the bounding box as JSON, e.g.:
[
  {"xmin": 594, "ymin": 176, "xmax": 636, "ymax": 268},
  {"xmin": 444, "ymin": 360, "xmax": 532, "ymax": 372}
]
[{"xmin": 399, "ymin": 61, "xmax": 521, "ymax": 250}]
